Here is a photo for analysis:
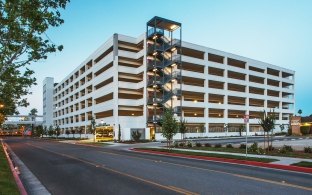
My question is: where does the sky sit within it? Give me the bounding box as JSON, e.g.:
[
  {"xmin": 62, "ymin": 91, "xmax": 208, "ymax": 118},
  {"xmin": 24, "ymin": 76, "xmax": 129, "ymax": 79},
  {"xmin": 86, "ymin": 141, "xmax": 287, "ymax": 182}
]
[{"xmin": 20, "ymin": 0, "xmax": 312, "ymax": 116}]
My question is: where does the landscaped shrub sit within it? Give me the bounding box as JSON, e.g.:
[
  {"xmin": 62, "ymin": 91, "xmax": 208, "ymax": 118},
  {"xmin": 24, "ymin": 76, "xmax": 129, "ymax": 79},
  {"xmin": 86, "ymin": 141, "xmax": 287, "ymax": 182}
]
[
  {"xmin": 204, "ymin": 143, "xmax": 212, "ymax": 147},
  {"xmin": 195, "ymin": 142, "xmax": 202, "ymax": 147},
  {"xmin": 300, "ymin": 126, "xmax": 310, "ymax": 135},
  {"xmin": 304, "ymin": 146, "xmax": 312, "ymax": 153},
  {"xmin": 280, "ymin": 145, "xmax": 293, "ymax": 153},
  {"xmin": 174, "ymin": 142, "xmax": 179, "ymax": 148},
  {"xmin": 248, "ymin": 142, "xmax": 258, "ymax": 153},
  {"xmin": 239, "ymin": 144, "xmax": 246, "ymax": 149},
  {"xmin": 179, "ymin": 142, "xmax": 185, "ymax": 147},
  {"xmin": 274, "ymin": 132, "xmax": 287, "ymax": 136},
  {"xmin": 214, "ymin": 143, "xmax": 222, "ymax": 148},
  {"xmin": 247, "ymin": 142, "xmax": 265, "ymax": 154},
  {"xmin": 131, "ymin": 130, "xmax": 141, "ymax": 142},
  {"xmin": 226, "ymin": 144, "xmax": 233, "ymax": 148},
  {"xmin": 187, "ymin": 141, "xmax": 193, "ymax": 148}
]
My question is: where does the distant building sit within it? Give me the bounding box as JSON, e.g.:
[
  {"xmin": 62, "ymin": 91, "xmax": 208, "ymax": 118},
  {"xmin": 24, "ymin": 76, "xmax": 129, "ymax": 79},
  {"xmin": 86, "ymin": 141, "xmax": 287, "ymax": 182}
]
[
  {"xmin": 1, "ymin": 115, "xmax": 43, "ymax": 135},
  {"xmin": 43, "ymin": 16, "xmax": 295, "ymax": 140},
  {"xmin": 291, "ymin": 116, "xmax": 312, "ymax": 135}
]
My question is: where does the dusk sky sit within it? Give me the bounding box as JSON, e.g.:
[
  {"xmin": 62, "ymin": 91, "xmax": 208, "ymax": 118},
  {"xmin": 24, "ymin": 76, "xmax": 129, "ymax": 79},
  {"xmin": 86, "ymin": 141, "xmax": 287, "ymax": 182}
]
[{"xmin": 20, "ymin": 0, "xmax": 312, "ymax": 116}]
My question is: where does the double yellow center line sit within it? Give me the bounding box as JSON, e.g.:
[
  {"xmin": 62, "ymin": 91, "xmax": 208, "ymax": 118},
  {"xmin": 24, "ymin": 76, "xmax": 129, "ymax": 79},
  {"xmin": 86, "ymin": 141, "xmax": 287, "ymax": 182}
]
[{"xmin": 27, "ymin": 143, "xmax": 198, "ymax": 195}]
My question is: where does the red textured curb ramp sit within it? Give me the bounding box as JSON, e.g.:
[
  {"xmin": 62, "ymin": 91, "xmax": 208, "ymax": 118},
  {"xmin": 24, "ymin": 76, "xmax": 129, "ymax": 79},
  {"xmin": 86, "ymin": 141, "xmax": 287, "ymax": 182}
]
[
  {"xmin": 132, "ymin": 149, "xmax": 312, "ymax": 174},
  {"xmin": 1, "ymin": 142, "xmax": 28, "ymax": 195}
]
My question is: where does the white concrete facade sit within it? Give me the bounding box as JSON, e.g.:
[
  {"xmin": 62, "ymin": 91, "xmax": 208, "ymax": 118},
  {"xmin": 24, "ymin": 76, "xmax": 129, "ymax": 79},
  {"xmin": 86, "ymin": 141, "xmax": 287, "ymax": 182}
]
[
  {"xmin": 44, "ymin": 31, "xmax": 295, "ymax": 140},
  {"xmin": 42, "ymin": 77, "xmax": 54, "ymax": 127}
]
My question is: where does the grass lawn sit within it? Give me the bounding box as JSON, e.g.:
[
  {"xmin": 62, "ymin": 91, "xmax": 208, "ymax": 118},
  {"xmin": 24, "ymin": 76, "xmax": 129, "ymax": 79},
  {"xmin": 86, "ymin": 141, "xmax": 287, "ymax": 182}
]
[
  {"xmin": 291, "ymin": 161, "xmax": 312, "ymax": 168},
  {"xmin": 187, "ymin": 146, "xmax": 312, "ymax": 159},
  {"xmin": 136, "ymin": 148, "xmax": 277, "ymax": 163},
  {"xmin": 0, "ymin": 145, "xmax": 19, "ymax": 195}
]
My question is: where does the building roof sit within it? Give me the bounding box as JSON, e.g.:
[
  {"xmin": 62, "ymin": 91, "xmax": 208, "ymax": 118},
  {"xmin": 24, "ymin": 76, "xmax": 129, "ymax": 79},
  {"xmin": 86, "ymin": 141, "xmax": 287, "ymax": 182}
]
[{"xmin": 301, "ymin": 116, "xmax": 312, "ymax": 123}]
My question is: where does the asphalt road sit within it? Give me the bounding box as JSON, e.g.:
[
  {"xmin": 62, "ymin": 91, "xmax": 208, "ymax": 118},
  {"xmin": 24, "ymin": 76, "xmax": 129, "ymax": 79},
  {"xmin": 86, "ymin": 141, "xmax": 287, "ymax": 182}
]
[{"xmin": 4, "ymin": 137, "xmax": 312, "ymax": 195}]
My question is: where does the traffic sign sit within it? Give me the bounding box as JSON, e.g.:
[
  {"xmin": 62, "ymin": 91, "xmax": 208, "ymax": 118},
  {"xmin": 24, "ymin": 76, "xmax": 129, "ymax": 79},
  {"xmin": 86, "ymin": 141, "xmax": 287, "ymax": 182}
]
[{"xmin": 244, "ymin": 115, "xmax": 249, "ymax": 123}]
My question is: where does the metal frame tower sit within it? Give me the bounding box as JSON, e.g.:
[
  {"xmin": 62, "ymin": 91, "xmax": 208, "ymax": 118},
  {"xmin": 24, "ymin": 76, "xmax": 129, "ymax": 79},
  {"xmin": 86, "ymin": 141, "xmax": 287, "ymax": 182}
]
[{"xmin": 146, "ymin": 16, "xmax": 182, "ymax": 133}]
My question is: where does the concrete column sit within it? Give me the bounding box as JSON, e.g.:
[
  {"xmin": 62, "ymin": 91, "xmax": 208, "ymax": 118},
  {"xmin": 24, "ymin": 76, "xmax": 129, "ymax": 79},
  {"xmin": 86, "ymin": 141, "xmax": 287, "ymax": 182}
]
[
  {"xmin": 245, "ymin": 63, "xmax": 250, "ymax": 135},
  {"xmin": 113, "ymin": 34, "xmax": 119, "ymax": 140},
  {"xmin": 204, "ymin": 52, "xmax": 209, "ymax": 135},
  {"xmin": 223, "ymin": 57, "xmax": 228, "ymax": 123}
]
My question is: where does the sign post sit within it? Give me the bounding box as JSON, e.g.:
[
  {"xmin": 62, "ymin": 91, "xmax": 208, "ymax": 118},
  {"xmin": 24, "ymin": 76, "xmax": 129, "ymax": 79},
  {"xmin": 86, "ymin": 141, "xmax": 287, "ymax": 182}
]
[{"xmin": 244, "ymin": 114, "xmax": 249, "ymax": 158}]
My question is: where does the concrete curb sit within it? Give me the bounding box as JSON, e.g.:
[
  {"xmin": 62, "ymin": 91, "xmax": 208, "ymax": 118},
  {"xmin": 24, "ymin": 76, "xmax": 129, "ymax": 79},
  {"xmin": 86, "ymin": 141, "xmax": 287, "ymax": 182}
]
[
  {"xmin": 1, "ymin": 141, "xmax": 27, "ymax": 195},
  {"xmin": 132, "ymin": 148, "xmax": 312, "ymax": 174}
]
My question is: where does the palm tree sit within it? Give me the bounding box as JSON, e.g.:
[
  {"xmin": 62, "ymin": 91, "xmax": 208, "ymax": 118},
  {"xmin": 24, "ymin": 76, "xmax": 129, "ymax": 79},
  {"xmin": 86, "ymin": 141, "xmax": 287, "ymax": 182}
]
[
  {"xmin": 29, "ymin": 108, "xmax": 38, "ymax": 133},
  {"xmin": 259, "ymin": 110, "xmax": 276, "ymax": 153},
  {"xmin": 298, "ymin": 109, "xmax": 302, "ymax": 116}
]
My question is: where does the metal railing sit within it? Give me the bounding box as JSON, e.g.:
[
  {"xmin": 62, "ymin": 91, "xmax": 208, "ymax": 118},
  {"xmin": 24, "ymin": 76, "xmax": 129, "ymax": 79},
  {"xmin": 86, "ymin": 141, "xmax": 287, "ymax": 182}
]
[{"xmin": 147, "ymin": 28, "xmax": 164, "ymax": 37}]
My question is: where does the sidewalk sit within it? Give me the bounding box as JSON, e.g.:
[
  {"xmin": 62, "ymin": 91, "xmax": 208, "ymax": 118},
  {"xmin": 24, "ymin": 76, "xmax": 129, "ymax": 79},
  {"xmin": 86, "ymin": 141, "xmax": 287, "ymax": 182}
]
[{"xmin": 156, "ymin": 147, "xmax": 312, "ymax": 165}]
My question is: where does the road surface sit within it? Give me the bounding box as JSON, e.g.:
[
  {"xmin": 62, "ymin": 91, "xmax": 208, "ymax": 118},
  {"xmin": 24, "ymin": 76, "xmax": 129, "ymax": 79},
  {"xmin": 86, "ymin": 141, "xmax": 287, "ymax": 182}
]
[{"xmin": 4, "ymin": 137, "xmax": 312, "ymax": 195}]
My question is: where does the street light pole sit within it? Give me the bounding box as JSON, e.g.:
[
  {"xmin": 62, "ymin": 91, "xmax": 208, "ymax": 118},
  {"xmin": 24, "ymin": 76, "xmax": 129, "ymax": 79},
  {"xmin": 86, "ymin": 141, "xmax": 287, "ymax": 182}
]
[{"xmin": 244, "ymin": 114, "xmax": 249, "ymax": 158}]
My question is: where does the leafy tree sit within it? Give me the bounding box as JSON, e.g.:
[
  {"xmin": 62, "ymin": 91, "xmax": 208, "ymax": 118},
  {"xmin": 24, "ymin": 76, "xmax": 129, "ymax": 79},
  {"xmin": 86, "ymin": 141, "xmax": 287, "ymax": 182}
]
[
  {"xmin": 131, "ymin": 130, "xmax": 141, "ymax": 142},
  {"xmin": 259, "ymin": 110, "xmax": 276, "ymax": 153},
  {"xmin": 78, "ymin": 127, "xmax": 83, "ymax": 139},
  {"xmin": 161, "ymin": 108, "xmax": 178, "ymax": 149},
  {"xmin": 0, "ymin": 67, "xmax": 36, "ymax": 124},
  {"xmin": 35, "ymin": 125, "xmax": 43, "ymax": 137},
  {"xmin": 55, "ymin": 125, "xmax": 60, "ymax": 139},
  {"xmin": 65, "ymin": 129, "xmax": 70, "ymax": 138},
  {"xmin": 43, "ymin": 126, "xmax": 48, "ymax": 137},
  {"xmin": 90, "ymin": 117, "xmax": 96, "ymax": 142},
  {"xmin": 298, "ymin": 109, "xmax": 302, "ymax": 116},
  {"xmin": 179, "ymin": 119, "xmax": 187, "ymax": 140},
  {"xmin": 71, "ymin": 129, "xmax": 75, "ymax": 138},
  {"xmin": 48, "ymin": 125, "xmax": 54, "ymax": 137},
  {"xmin": 0, "ymin": 0, "xmax": 70, "ymax": 117},
  {"xmin": 118, "ymin": 124, "xmax": 121, "ymax": 142}
]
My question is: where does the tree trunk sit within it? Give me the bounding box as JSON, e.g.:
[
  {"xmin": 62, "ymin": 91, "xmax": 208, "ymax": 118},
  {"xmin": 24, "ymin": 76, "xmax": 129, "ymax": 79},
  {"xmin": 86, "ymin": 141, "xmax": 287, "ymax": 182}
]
[{"xmin": 264, "ymin": 132, "xmax": 265, "ymax": 153}]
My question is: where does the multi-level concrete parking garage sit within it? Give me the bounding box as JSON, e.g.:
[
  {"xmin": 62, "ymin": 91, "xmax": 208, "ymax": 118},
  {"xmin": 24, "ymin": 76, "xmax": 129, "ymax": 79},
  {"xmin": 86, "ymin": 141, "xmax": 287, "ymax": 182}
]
[{"xmin": 43, "ymin": 17, "xmax": 295, "ymax": 140}]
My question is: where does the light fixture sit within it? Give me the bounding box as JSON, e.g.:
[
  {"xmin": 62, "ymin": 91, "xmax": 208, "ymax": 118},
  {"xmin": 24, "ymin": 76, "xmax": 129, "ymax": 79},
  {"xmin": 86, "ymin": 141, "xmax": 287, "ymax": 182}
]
[
  {"xmin": 218, "ymin": 114, "xmax": 221, "ymax": 117},
  {"xmin": 153, "ymin": 52, "xmax": 157, "ymax": 56},
  {"xmin": 152, "ymin": 35, "xmax": 157, "ymax": 40},
  {"xmin": 153, "ymin": 103, "xmax": 157, "ymax": 106},
  {"xmin": 171, "ymin": 47, "xmax": 177, "ymax": 52},
  {"xmin": 171, "ymin": 79, "xmax": 175, "ymax": 82},
  {"xmin": 193, "ymin": 100, "xmax": 198, "ymax": 103},
  {"xmin": 236, "ymin": 115, "xmax": 238, "ymax": 118},
  {"xmin": 171, "ymin": 63, "xmax": 176, "ymax": 67},
  {"xmin": 131, "ymin": 113, "xmax": 134, "ymax": 116},
  {"xmin": 153, "ymin": 85, "xmax": 157, "ymax": 88},
  {"xmin": 194, "ymin": 113, "xmax": 197, "ymax": 116},
  {"xmin": 153, "ymin": 68, "xmax": 157, "ymax": 72},
  {"xmin": 170, "ymin": 24, "xmax": 178, "ymax": 30},
  {"xmin": 218, "ymin": 102, "xmax": 221, "ymax": 105}
]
